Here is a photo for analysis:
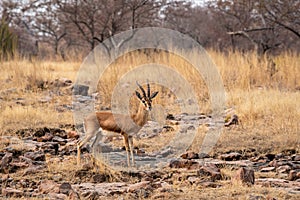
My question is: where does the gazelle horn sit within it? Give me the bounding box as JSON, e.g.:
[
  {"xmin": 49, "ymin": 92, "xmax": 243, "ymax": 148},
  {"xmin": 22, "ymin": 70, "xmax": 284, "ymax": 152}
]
[
  {"xmin": 136, "ymin": 81, "xmax": 147, "ymax": 98},
  {"xmin": 147, "ymin": 80, "xmax": 151, "ymax": 98}
]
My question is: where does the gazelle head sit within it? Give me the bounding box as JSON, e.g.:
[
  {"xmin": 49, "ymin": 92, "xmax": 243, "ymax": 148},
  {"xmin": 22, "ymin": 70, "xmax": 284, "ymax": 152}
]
[{"xmin": 135, "ymin": 81, "xmax": 158, "ymax": 111}]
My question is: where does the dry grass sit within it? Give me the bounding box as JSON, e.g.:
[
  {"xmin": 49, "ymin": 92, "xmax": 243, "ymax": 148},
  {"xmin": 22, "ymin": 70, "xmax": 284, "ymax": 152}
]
[
  {"xmin": 0, "ymin": 60, "xmax": 78, "ymax": 135},
  {"xmin": 176, "ymin": 184, "xmax": 299, "ymax": 200},
  {"xmin": 1, "ymin": 50, "xmax": 299, "ymax": 153},
  {"xmin": 1, "ymin": 49, "xmax": 299, "ymax": 199},
  {"xmin": 214, "ymin": 89, "xmax": 300, "ymax": 154}
]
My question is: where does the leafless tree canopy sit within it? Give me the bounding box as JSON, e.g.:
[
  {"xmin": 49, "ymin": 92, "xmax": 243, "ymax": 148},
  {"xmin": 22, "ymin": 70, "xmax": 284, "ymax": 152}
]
[{"xmin": 1, "ymin": 0, "xmax": 299, "ymax": 59}]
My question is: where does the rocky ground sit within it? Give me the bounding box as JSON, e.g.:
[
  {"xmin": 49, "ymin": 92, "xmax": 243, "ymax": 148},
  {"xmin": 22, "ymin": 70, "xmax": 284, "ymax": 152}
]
[
  {"xmin": 1, "ymin": 120, "xmax": 300, "ymax": 199},
  {"xmin": 1, "ymin": 78, "xmax": 300, "ymax": 199}
]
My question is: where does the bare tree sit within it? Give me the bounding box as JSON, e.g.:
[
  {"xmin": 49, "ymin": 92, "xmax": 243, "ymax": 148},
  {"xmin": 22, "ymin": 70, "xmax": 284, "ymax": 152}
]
[
  {"xmin": 208, "ymin": 0, "xmax": 283, "ymax": 55},
  {"xmin": 56, "ymin": 0, "xmax": 165, "ymax": 52},
  {"xmin": 207, "ymin": 0, "xmax": 300, "ymax": 54},
  {"xmin": 1, "ymin": 0, "xmax": 40, "ymax": 58},
  {"xmin": 262, "ymin": 0, "xmax": 300, "ymax": 39},
  {"xmin": 162, "ymin": 2, "xmax": 227, "ymax": 49},
  {"xmin": 1, "ymin": 0, "xmax": 68, "ymax": 58},
  {"xmin": 23, "ymin": 0, "xmax": 66, "ymax": 56}
]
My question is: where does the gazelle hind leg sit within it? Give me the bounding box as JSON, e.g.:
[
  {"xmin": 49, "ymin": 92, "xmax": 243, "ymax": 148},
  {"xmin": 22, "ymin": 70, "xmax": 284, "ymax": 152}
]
[
  {"xmin": 128, "ymin": 136, "xmax": 135, "ymax": 167},
  {"xmin": 77, "ymin": 130, "xmax": 98, "ymax": 165},
  {"xmin": 91, "ymin": 129, "xmax": 103, "ymax": 156}
]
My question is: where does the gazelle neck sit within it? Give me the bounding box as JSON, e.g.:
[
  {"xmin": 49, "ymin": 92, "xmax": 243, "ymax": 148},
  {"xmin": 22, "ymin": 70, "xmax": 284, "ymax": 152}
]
[{"xmin": 133, "ymin": 102, "xmax": 149, "ymax": 127}]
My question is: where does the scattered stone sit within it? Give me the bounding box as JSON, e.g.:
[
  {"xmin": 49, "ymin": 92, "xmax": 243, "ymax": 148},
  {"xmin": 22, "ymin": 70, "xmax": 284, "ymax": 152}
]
[
  {"xmin": 0, "ymin": 152, "xmax": 13, "ymax": 173},
  {"xmin": 38, "ymin": 180, "xmax": 59, "ymax": 194},
  {"xmin": 24, "ymin": 151, "xmax": 45, "ymax": 161},
  {"xmin": 180, "ymin": 151, "xmax": 199, "ymax": 160},
  {"xmin": 68, "ymin": 131, "xmax": 79, "ymax": 139},
  {"xmin": 37, "ymin": 132, "xmax": 54, "ymax": 142},
  {"xmin": 154, "ymin": 181, "xmax": 172, "ymax": 192},
  {"xmin": 41, "ymin": 142, "xmax": 59, "ymax": 155},
  {"xmin": 34, "ymin": 127, "xmax": 51, "ymax": 137},
  {"xmin": 293, "ymin": 154, "xmax": 300, "ymax": 161},
  {"xmin": 288, "ymin": 170, "xmax": 298, "ymax": 181},
  {"xmin": 52, "ymin": 136, "xmax": 67, "ymax": 145},
  {"xmin": 247, "ymin": 194, "xmax": 265, "ymax": 200},
  {"xmin": 260, "ymin": 167, "xmax": 275, "ymax": 172},
  {"xmin": 73, "ymin": 182, "xmax": 128, "ymax": 197},
  {"xmin": 3, "ymin": 119, "xmax": 300, "ymax": 199},
  {"xmin": 127, "ymin": 181, "xmax": 150, "ymax": 192},
  {"xmin": 9, "ymin": 161, "xmax": 29, "ymax": 171},
  {"xmin": 180, "ymin": 125, "xmax": 196, "ymax": 133},
  {"xmin": 198, "ymin": 153, "xmax": 210, "ymax": 159},
  {"xmin": 275, "ymin": 153, "xmax": 285, "ymax": 159},
  {"xmin": 73, "ymin": 84, "xmax": 89, "ymax": 96},
  {"xmin": 169, "ymin": 159, "xmax": 200, "ymax": 169},
  {"xmin": 265, "ymin": 153, "xmax": 276, "ymax": 161},
  {"xmin": 92, "ymin": 174, "xmax": 107, "ymax": 183},
  {"xmin": 59, "ymin": 182, "xmax": 73, "ymax": 195},
  {"xmin": 234, "ymin": 167, "xmax": 255, "ymax": 185},
  {"xmin": 52, "ymin": 174, "xmax": 63, "ymax": 182},
  {"xmin": 2, "ymin": 187, "xmax": 23, "ymax": 197},
  {"xmin": 159, "ymin": 147, "xmax": 173, "ymax": 157},
  {"xmin": 23, "ymin": 165, "xmax": 44, "ymax": 175},
  {"xmin": 276, "ymin": 165, "xmax": 291, "ymax": 174},
  {"xmin": 166, "ymin": 114, "xmax": 175, "ymax": 120},
  {"xmin": 255, "ymin": 178, "xmax": 295, "ymax": 189},
  {"xmin": 135, "ymin": 147, "xmax": 145, "ymax": 155},
  {"xmin": 198, "ymin": 181, "xmax": 220, "ymax": 188},
  {"xmin": 197, "ymin": 164, "xmax": 222, "ymax": 181},
  {"xmin": 68, "ymin": 190, "xmax": 80, "ymax": 200},
  {"xmin": 48, "ymin": 192, "xmax": 68, "ymax": 200},
  {"xmin": 51, "ymin": 78, "xmax": 72, "ymax": 87},
  {"xmin": 161, "ymin": 125, "xmax": 175, "ymax": 132},
  {"xmin": 166, "ymin": 120, "xmax": 180, "ymax": 125},
  {"xmin": 219, "ymin": 152, "xmax": 242, "ymax": 161},
  {"xmin": 7, "ymin": 139, "xmax": 39, "ymax": 154},
  {"xmin": 59, "ymin": 143, "xmax": 77, "ymax": 155},
  {"xmin": 277, "ymin": 172, "xmax": 288, "ymax": 179},
  {"xmin": 152, "ymin": 193, "xmax": 168, "ymax": 199},
  {"xmin": 19, "ymin": 155, "xmax": 33, "ymax": 165},
  {"xmin": 53, "ymin": 128, "xmax": 68, "ymax": 139}
]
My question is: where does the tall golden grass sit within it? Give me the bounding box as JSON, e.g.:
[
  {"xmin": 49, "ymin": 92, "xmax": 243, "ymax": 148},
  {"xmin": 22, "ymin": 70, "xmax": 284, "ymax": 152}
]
[{"xmin": 0, "ymin": 50, "xmax": 299, "ymax": 152}]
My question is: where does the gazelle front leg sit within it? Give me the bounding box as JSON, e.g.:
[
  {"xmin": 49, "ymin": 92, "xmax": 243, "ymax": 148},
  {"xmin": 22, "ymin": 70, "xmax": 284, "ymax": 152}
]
[
  {"xmin": 77, "ymin": 143, "xmax": 82, "ymax": 166},
  {"xmin": 128, "ymin": 136, "xmax": 135, "ymax": 167},
  {"xmin": 122, "ymin": 133, "xmax": 131, "ymax": 167}
]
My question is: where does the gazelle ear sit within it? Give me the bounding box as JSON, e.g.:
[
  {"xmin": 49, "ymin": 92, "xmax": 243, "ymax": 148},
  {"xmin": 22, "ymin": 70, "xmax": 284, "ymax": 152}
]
[
  {"xmin": 150, "ymin": 91, "xmax": 158, "ymax": 99},
  {"xmin": 135, "ymin": 91, "xmax": 143, "ymax": 100}
]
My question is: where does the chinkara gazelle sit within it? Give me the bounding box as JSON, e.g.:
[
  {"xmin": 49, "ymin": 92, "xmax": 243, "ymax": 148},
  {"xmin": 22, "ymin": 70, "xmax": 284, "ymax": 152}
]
[{"xmin": 77, "ymin": 81, "xmax": 158, "ymax": 167}]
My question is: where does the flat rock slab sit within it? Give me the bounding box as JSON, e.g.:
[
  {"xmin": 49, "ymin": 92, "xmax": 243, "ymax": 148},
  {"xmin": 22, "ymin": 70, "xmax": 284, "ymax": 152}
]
[
  {"xmin": 96, "ymin": 152, "xmax": 168, "ymax": 170},
  {"xmin": 260, "ymin": 166, "xmax": 276, "ymax": 172},
  {"xmin": 256, "ymin": 178, "xmax": 300, "ymax": 188},
  {"xmin": 73, "ymin": 182, "xmax": 128, "ymax": 197}
]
